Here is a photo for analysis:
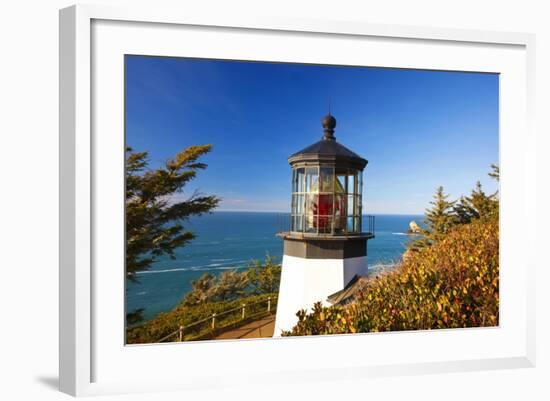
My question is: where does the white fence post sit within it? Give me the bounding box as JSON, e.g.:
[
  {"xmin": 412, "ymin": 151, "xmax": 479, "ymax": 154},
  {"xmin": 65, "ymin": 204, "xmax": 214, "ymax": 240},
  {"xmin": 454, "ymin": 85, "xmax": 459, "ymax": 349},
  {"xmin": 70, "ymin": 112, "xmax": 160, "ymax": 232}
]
[
  {"xmin": 267, "ymin": 297, "xmax": 271, "ymax": 312},
  {"xmin": 178, "ymin": 325, "xmax": 184, "ymax": 342},
  {"xmin": 242, "ymin": 304, "xmax": 246, "ymax": 319},
  {"xmin": 211, "ymin": 313, "xmax": 216, "ymax": 330}
]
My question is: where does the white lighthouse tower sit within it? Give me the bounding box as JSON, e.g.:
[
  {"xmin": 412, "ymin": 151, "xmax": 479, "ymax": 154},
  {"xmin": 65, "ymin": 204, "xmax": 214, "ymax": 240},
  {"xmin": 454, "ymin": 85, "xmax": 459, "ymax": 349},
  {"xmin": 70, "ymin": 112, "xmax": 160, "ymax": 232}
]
[{"xmin": 273, "ymin": 114, "xmax": 374, "ymax": 336}]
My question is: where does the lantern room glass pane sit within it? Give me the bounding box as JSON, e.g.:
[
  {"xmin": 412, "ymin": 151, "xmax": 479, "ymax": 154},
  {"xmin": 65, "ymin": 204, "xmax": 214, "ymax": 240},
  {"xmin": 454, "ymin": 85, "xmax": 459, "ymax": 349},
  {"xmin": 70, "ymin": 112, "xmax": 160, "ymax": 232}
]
[
  {"xmin": 347, "ymin": 195, "xmax": 354, "ymax": 215},
  {"xmin": 290, "ymin": 192, "xmax": 305, "ymax": 232},
  {"xmin": 334, "ymin": 193, "xmax": 346, "ymax": 233},
  {"xmin": 318, "ymin": 215, "xmax": 332, "ymax": 234},
  {"xmin": 355, "ymin": 216, "xmax": 362, "ymax": 233},
  {"xmin": 305, "ymin": 194, "xmax": 317, "ymax": 233},
  {"xmin": 305, "ymin": 215, "xmax": 316, "ymax": 233},
  {"xmin": 294, "ymin": 214, "xmax": 303, "ymax": 232},
  {"xmin": 296, "ymin": 168, "xmax": 305, "ymax": 193},
  {"xmin": 334, "ymin": 192, "xmax": 346, "ymax": 212},
  {"xmin": 347, "ymin": 216, "xmax": 354, "ymax": 233},
  {"xmin": 297, "ymin": 194, "xmax": 304, "ymax": 214},
  {"xmin": 291, "ymin": 194, "xmax": 299, "ymax": 215},
  {"xmin": 319, "ymin": 166, "xmax": 334, "ymax": 193},
  {"xmin": 305, "ymin": 167, "xmax": 318, "ymax": 193},
  {"xmin": 348, "ymin": 171, "xmax": 356, "ymax": 194},
  {"xmin": 336, "ymin": 174, "xmax": 346, "ymax": 194},
  {"xmin": 315, "ymin": 194, "xmax": 332, "ymax": 218}
]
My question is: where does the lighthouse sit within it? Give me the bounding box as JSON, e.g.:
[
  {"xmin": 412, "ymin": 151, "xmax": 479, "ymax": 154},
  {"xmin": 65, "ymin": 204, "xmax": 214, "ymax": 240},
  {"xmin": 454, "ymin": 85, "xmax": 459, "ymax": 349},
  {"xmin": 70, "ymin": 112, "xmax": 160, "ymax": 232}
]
[{"xmin": 274, "ymin": 114, "xmax": 374, "ymax": 336}]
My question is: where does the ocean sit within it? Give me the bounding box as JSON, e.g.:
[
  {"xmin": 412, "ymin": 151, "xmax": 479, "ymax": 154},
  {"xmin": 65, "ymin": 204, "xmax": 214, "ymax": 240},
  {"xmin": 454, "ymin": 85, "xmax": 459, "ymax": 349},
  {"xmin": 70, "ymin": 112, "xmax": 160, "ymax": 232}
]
[{"xmin": 126, "ymin": 212, "xmax": 423, "ymax": 321}]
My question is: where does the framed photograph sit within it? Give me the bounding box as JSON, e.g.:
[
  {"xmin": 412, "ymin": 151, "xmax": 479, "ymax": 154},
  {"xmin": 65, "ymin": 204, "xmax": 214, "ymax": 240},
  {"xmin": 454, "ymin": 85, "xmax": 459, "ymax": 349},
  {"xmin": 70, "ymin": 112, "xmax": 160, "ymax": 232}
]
[{"xmin": 59, "ymin": 4, "xmax": 536, "ymax": 396}]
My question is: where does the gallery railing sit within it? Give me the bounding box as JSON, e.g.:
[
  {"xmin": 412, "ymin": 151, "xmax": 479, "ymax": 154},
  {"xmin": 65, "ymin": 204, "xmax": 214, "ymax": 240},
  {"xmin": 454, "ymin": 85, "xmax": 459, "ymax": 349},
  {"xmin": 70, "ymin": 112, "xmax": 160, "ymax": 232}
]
[
  {"xmin": 276, "ymin": 213, "xmax": 291, "ymax": 233},
  {"xmin": 276, "ymin": 213, "xmax": 376, "ymax": 237},
  {"xmin": 366, "ymin": 214, "xmax": 375, "ymax": 236},
  {"xmin": 156, "ymin": 296, "xmax": 277, "ymax": 343}
]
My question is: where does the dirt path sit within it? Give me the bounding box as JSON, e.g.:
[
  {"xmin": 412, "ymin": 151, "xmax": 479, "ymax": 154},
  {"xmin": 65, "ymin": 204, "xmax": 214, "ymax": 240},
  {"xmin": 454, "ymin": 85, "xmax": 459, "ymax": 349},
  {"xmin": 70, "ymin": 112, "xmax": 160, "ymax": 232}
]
[{"xmin": 214, "ymin": 315, "xmax": 275, "ymax": 340}]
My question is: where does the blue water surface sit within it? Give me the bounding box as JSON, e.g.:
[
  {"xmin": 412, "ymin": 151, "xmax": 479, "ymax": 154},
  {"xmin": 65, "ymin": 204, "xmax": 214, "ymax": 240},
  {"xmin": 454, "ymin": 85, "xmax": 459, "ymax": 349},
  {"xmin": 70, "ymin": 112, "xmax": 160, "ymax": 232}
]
[{"xmin": 126, "ymin": 212, "xmax": 423, "ymax": 321}]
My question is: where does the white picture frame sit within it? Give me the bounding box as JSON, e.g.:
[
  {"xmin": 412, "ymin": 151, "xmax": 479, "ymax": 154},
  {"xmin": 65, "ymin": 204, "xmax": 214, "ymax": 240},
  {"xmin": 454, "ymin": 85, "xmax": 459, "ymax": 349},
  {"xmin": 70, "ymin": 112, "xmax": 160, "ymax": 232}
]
[{"xmin": 59, "ymin": 4, "xmax": 536, "ymax": 397}]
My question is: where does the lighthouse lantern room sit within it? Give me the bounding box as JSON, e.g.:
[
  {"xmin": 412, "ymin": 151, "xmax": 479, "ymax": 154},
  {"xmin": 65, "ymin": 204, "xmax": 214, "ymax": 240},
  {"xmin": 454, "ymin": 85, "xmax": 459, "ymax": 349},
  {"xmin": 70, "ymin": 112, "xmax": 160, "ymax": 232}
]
[{"xmin": 274, "ymin": 114, "xmax": 374, "ymax": 336}]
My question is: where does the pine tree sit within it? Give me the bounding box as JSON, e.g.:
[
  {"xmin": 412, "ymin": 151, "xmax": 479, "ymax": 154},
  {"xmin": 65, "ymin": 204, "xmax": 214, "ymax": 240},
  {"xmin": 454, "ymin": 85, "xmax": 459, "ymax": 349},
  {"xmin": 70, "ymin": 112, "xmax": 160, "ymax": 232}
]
[
  {"xmin": 215, "ymin": 270, "xmax": 250, "ymax": 301},
  {"xmin": 453, "ymin": 195, "xmax": 475, "ymax": 225},
  {"xmin": 408, "ymin": 165, "xmax": 499, "ymax": 252},
  {"xmin": 453, "ymin": 181, "xmax": 498, "ymax": 224},
  {"xmin": 126, "ymin": 145, "xmax": 220, "ymax": 279},
  {"xmin": 469, "ymin": 181, "xmax": 498, "ymax": 220},
  {"xmin": 489, "ymin": 164, "xmax": 500, "ymax": 182},
  {"xmin": 183, "ymin": 273, "xmax": 217, "ymax": 305},
  {"xmin": 422, "ymin": 186, "xmax": 456, "ymax": 244},
  {"xmin": 183, "ymin": 270, "xmax": 250, "ymax": 305}
]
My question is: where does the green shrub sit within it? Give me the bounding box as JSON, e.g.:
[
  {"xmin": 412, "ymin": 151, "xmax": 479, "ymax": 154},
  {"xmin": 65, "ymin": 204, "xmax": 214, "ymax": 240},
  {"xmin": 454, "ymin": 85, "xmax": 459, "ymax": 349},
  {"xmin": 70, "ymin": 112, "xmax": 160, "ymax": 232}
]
[
  {"xmin": 182, "ymin": 255, "xmax": 281, "ymax": 306},
  {"xmin": 283, "ymin": 217, "xmax": 499, "ymax": 336},
  {"xmin": 247, "ymin": 254, "xmax": 281, "ymax": 294}
]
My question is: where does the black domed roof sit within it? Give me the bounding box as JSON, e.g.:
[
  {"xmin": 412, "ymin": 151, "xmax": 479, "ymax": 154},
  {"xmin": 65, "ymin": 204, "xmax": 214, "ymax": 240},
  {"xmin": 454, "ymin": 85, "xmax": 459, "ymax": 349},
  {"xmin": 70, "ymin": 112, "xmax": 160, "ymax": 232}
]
[
  {"xmin": 288, "ymin": 114, "xmax": 368, "ymax": 170},
  {"xmin": 290, "ymin": 138, "xmax": 363, "ymax": 160}
]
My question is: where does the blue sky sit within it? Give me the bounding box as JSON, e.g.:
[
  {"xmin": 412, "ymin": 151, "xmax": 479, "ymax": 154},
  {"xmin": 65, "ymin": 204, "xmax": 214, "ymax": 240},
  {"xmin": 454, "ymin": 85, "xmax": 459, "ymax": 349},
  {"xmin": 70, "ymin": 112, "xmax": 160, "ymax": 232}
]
[{"xmin": 126, "ymin": 56, "xmax": 499, "ymax": 214}]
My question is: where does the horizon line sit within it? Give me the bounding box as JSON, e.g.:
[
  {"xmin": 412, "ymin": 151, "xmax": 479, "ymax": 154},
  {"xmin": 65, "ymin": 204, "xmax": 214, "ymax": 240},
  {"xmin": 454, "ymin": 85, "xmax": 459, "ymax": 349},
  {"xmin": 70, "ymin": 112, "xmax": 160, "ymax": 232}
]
[{"xmin": 214, "ymin": 209, "xmax": 425, "ymax": 216}]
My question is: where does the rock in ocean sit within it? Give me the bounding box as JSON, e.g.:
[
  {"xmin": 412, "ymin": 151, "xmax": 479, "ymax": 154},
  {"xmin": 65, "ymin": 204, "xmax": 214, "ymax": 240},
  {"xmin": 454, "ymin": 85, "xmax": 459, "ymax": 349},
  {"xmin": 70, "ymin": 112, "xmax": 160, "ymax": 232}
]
[{"xmin": 408, "ymin": 220, "xmax": 422, "ymax": 234}]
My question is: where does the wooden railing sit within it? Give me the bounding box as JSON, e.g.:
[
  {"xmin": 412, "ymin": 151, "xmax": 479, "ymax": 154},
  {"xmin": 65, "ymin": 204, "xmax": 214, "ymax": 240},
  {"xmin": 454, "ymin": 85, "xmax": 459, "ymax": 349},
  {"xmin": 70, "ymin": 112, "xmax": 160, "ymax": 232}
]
[{"xmin": 157, "ymin": 296, "xmax": 277, "ymax": 343}]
